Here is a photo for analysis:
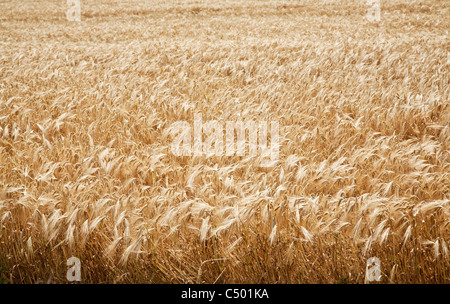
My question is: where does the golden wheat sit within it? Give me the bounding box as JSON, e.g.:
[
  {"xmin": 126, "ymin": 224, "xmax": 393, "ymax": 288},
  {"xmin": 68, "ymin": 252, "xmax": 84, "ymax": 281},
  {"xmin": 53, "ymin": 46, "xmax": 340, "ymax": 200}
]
[{"xmin": 0, "ymin": 0, "xmax": 449, "ymax": 283}]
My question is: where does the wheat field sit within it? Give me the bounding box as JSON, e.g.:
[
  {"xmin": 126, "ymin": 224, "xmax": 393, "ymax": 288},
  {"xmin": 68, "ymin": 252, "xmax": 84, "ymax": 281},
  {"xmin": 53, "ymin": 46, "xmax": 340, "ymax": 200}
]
[{"xmin": 0, "ymin": 0, "xmax": 449, "ymax": 284}]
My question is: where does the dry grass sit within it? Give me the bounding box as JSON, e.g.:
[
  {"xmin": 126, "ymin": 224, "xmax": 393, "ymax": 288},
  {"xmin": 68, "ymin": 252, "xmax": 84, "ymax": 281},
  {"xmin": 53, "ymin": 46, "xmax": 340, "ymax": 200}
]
[{"xmin": 0, "ymin": 0, "xmax": 449, "ymax": 283}]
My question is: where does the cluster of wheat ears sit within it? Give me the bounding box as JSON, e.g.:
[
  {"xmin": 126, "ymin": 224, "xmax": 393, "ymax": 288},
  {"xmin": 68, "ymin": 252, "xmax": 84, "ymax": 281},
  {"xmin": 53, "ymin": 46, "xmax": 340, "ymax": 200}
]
[{"xmin": 0, "ymin": 0, "xmax": 449, "ymax": 283}]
